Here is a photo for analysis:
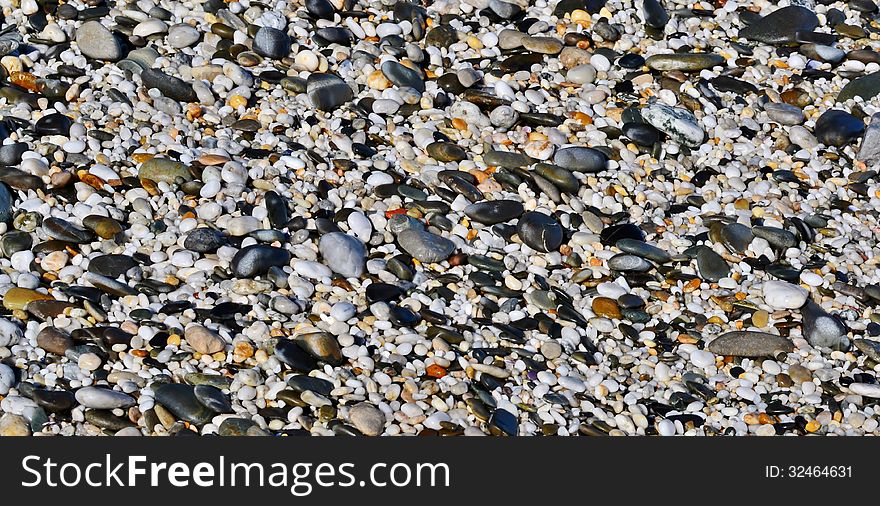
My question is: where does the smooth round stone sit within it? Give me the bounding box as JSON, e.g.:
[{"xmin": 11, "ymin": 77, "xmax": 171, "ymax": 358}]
[
  {"xmin": 75, "ymin": 387, "xmax": 136, "ymax": 409},
  {"xmin": 35, "ymin": 114, "xmax": 73, "ymax": 136},
  {"xmin": 642, "ymin": 103, "xmax": 706, "ymax": 148},
  {"xmin": 184, "ymin": 227, "xmax": 226, "ymax": 253},
  {"xmin": 464, "ymin": 200, "xmax": 524, "ymax": 225},
  {"xmin": 88, "ymin": 254, "xmax": 138, "ymax": 278},
  {"xmin": 82, "ymin": 215, "xmax": 123, "ymax": 239},
  {"xmin": 535, "ymin": 164, "xmax": 579, "ymax": 193},
  {"xmin": 489, "ymin": 105, "xmax": 519, "ymax": 128},
  {"xmin": 0, "ymin": 318, "xmax": 20, "ymax": 347},
  {"xmin": 517, "ymin": 211, "xmax": 563, "ymax": 252},
  {"xmin": 645, "ymin": 53, "xmax": 724, "ymax": 72},
  {"xmin": 153, "ymin": 383, "xmax": 214, "ymax": 425},
  {"xmin": 553, "ymin": 146, "xmax": 606, "ymax": 172},
  {"xmin": 232, "ymin": 245, "xmax": 291, "ymax": 278},
  {"xmin": 319, "ymin": 232, "xmax": 366, "ymax": 278},
  {"xmin": 168, "ymin": 24, "xmax": 200, "ymax": 48},
  {"xmin": 185, "ymin": 325, "xmax": 226, "ymax": 354},
  {"xmin": 306, "ymin": 73, "xmax": 353, "ymax": 110},
  {"xmin": 36, "ymin": 327, "xmax": 73, "ymax": 355},
  {"xmin": 295, "ymin": 332, "xmax": 343, "ymax": 364},
  {"xmin": 591, "ymin": 297, "xmax": 621, "ymax": 318},
  {"xmin": 800, "ymin": 272, "xmax": 824, "ymax": 286},
  {"xmin": 253, "ymin": 26, "xmax": 291, "ymax": 59},
  {"xmin": 763, "ymin": 280, "xmax": 809, "ymax": 309},
  {"xmin": 330, "ymin": 302, "xmax": 357, "ymax": 321},
  {"xmin": 380, "ymin": 60, "xmax": 425, "ymax": 93},
  {"xmin": 398, "ymin": 229, "xmax": 455, "ymax": 263},
  {"xmin": 618, "ymin": 53, "xmax": 646, "ymax": 68},
  {"xmin": 764, "ymin": 103, "xmax": 805, "ymax": 125},
  {"xmin": 815, "ymin": 109, "xmax": 865, "ymax": 147},
  {"xmin": 76, "ymin": 20, "xmax": 124, "ymax": 61},
  {"xmin": 483, "ymin": 150, "xmax": 532, "ymax": 167},
  {"xmin": 607, "ymin": 253, "xmax": 652, "ymax": 272},
  {"xmin": 306, "ymin": 0, "xmax": 336, "ymax": 18},
  {"xmin": 426, "ymin": 141, "xmax": 467, "ymax": 162},
  {"xmin": 140, "ymin": 68, "xmax": 197, "ymax": 103},
  {"xmin": 138, "ymin": 157, "xmax": 192, "ymax": 183},
  {"xmin": 690, "ymin": 350, "xmax": 715, "ymax": 368},
  {"xmin": 275, "ymin": 340, "xmax": 318, "ymax": 372},
  {"xmin": 348, "ymin": 402, "xmax": 385, "ymax": 436},
  {"xmin": 707, "ymin": 331, "xmax": 795, "ymax": 357},
  {"xmin": 566, "ymin": 63, "xmax": 597, "ymax": 85},
  {"xmin": 522, "ymin": 36, "xmax": 563, "ymax": 54}
]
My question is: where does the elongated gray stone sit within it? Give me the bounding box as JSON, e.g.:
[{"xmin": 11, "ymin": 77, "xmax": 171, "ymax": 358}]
[
  {"xmin": 707, "ymin": 331, "xmax": 795, "ymax": 357},
  {"xmin": 645, "ymin": 53, "xmax": 724, "ymax": 72},
  {"xmin": 398, "ymin": 229, "xmax": 455, "ymax": 263}
]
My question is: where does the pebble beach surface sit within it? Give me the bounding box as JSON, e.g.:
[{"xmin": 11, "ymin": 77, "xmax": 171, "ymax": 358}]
[{"xmin": 0, "ymin": 0, "xmax": 879, "ymax": 437}]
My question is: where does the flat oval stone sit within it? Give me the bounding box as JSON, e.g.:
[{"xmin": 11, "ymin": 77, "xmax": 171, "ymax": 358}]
[
  {"xmin": 607, "ymin": 253, "xmax": 653, "ymax": 272},
  {"xmin": 184, "ymin": 324, "xmax": 226, "ymax": 354},
  {"xmin": 517, "ymin": 211, "xmax": 563, "ymax": 252},
  {"xmin": 231, "ymin": 244, "xmax": 291, "ymax": 278},
  {"xmin": 75, "ymin": 387, "xmax": 136, "ymax": 409},
  {"xmin": 839, "ymin": 71, "xmax": 880, "ymax": 102},
  {"xmin": 615, "ymin": 238, "xmax": 670, "ymax": 263},
  {"xmin": 253, "ymin": 26, "xmax": 291, "ymax": 59},
  {"xmin": 76, "ymin": 20, "xmax": 124, "ymax": 61},
  {"xmin": 36, "ymin": 327, "xmax": 73, "ymax": 355},
  {"xmin": 483, "ymin": 150, "xmax": 532, "ymax": 168},
  {"xmin": 814, "ymin": 109, "xmax": 864, "ymax": 147},
  {"xmin": 294, "ymin": 331, "xmax": 344, "ymax": 365},
  {"xmin": 140, "ymin": 68, "xmax": 197, "ymax": 102},
  {"xmin": 306, "ymin": 73, "xmax": 353, "ymax": 110},
  {"xmin": 720, "ymin": 223, "xmax": 753, "ymax": 253},
  {"xmin": 398, "ymin": 229, "xmax": 455, "ymax": 263},
  {"xmin": 553, "ymin": 146, "xmax": 606, "ymax": 172},
  {"xmin": 33, "ymin": 390, "xmax": 76, "ymax": 412},
  {"xmin": 645, "ymin": 53, "xmax": 725, "ymax": 72},
  {"xmin": 184, "ymin": 227, "xmax": 226, "ymax": 253},
  {"xmin": 380, "ymin": 60, "xmax": 425, "ymax": 93},
  {"xmin": 707, "ymin": 331, "xmax": 795, "ymax": 357},
  {"xmin": 426, "ymin": 141, "xmax": 467, "ymax": 162},
  {"xmin": 138, "ymin": 157, "xmax": 192, "ymax": 183},
  {"xmin": 464, "ymin": 200, "xmax": 524, "ymax": 225}
]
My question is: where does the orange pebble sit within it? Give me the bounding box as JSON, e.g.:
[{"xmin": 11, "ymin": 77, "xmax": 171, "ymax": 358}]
[{"xmin": 426, "ymin": 365, "xmax": 447, "ymax": 378}]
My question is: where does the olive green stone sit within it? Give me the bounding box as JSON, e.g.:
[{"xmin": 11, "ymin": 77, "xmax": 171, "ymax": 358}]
[
  {"xmin": 3, "ymin": 288, "xmax": 54, "ymax": 311},
  {"xmin": 138, "ymin": 158, "xmax": 192, "ymax": 184}
]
